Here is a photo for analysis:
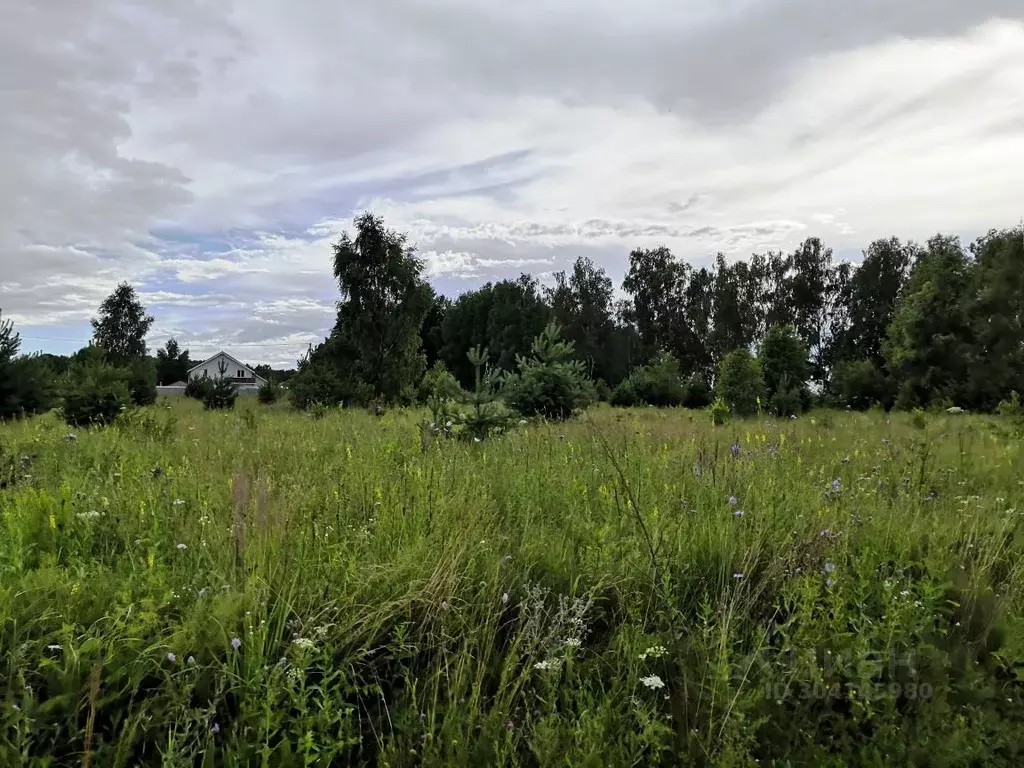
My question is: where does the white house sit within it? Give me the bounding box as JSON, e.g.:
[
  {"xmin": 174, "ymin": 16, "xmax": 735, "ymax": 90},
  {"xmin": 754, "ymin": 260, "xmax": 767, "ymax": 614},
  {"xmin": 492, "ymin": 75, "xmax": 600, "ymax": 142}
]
[{"xmin": 187, "ymin": 351, "xmax": 268, "ymax": 391}]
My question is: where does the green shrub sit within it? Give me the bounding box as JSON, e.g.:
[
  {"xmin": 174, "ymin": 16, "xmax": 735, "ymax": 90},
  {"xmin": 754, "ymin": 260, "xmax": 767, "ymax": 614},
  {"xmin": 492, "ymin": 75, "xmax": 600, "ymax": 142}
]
[
  {"xmin": 767, "ymin": 375, "xmax": 804, "ymax": 417},
  {"xmin": 61, "ymin": 363, "xmax": 131, "ymax": 427},
  {"xmin": 184, "ymin": 376, "xmax": 213, "ymax": 400},
  {"xmin": 1, "ymin": 312, "xmax": 57, "ymax": 420},
  {"xmin": 630, "ymin": 351, "xmax": 685, "ymax": 407},
  {"xmin": 1, "ymin": 355, "xmax": 56, "ymax": 420},
  {"xmin": 419, "ymin": 361, "xmax": 463, "ymax": 403},
  {"xmin": 682, "ymin": 374, "xmax": 713, "ymax": 409},
  {"xmin": 760, "ymin": 325, "xmax": 810, "ymax": 409},
  {"xmin": 594, "ymin": 378, "xmax": 612, "ymax": 403},
  {"xmin": 202, "ymin": 377, "xmax": 238, "ymax": 411},
  {"xmin": 257, "ymin": 379, "xmax": 280, "ymax": 404},
  {"xmin": 998, "ymin": 391, "xmax": 1023, "ymax": 420},
  {"xmin": 503, "ymin": 322, "xmax": 595, "ymax": 421},
  {"xmin": 710, "ymin": 396, "xmax": 730, "ymax": 426},
  {"xmin": 610, "ymin": 379, "xmax": 640, "ymax": 407},
  {"xmin": 716, "ymin": 348, "xmax": 765, "ymax": 417},
  {"xmin": 832, "ymin": 359, "xmax": 889, "ymax": 410},
  {"xmin": 127, "ymin": 357, "xmax": 157, "ymax": 406},
  {"xmin": 289, "ymin": 363, "xmax": 345, "ymax": 410}
]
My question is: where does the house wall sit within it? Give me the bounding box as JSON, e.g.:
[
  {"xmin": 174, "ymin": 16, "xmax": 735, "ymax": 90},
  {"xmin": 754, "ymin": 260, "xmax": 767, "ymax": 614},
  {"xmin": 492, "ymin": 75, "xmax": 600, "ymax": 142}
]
[{"xmin": 188, "ymin": 353, "xmax": 264, "ymax": 390}]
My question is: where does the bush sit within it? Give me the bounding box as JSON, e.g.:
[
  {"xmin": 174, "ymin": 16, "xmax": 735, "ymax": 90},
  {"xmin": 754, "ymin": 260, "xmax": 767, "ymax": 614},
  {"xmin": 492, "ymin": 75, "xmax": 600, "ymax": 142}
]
[
  {"xmin": 710, "ymin": 397, "xmax": 730, "ymax": 426},
  {"xmin": 832, "ymin": 359, "xmax": 888, "ymax": 411},
  {"xmin": 760, "ymin": 325, "xmax": 810, "ymax": 408},
  {"xmin": 998, "ymin": 391, "xmax": 1023, "ymax": 420},
  {"xmin": 419, "ymin": 361, "xmax": 463, "ymax": 403},
  {"xmin": 127, "ymin": 357, "xmax": 157, "ymax": 406},
  {"xmin": 503, "ymin": 323, "xmax": 595, "ymax": 421},
  {"xmin": 257, "ymin": 380, "xmax": 280, "ymax": 404},
  {"xmin": 1, "ymin": 356, "xmax": 56, "ymax": 420},
  {"xmin": 682, "ymin": 374, "xmax": 713, "ymax": 409},
  {"xmin": 716, "ymin": 348, "xmax": 765, "ymax": 417},
  {"xmin": 62, "ymin": 363, "xmax": 131, "ymax": 427},
  {"xmin": 289, "ymin": 363, "xmax": 345, "ymax": 410},
  {"xmin": 610, "ymin": 379, "xmax": 640, "ymax": 407},
  {"xmin": 631, "ymin": 351, "xmax": 686, "ymax": 407},
  {"xmin": 767, "ymin": 375, "xmax": 804, "ymax": 418},
  {"xmin": 594, "ymin": 378, "xmax": 612, "ymax": 403},
  {"xmin": 1, "ymin": 312, "xmax": 57, "ymax": 420},
  {"xmin": 184, "ymin": 376, "xmax": 214, "ymax": 401},
  {"xmin": 202, "ymin": 377, "xmax": 238, "ymax": 411}
]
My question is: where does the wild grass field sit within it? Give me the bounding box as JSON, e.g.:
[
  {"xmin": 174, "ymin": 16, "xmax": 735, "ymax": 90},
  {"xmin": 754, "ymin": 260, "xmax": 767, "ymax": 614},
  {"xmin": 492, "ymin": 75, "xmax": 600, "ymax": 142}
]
[{"xmin": 1, "ymin": 400, "xmax": 1023, "ymax": 766}]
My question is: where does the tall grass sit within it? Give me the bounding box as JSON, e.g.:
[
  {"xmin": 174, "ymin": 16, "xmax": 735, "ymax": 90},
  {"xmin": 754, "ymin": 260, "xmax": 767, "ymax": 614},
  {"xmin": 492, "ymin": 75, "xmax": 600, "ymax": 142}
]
[{"xmin": 1, "ymin": 400, "xmax": 1022, "ymax": 766}]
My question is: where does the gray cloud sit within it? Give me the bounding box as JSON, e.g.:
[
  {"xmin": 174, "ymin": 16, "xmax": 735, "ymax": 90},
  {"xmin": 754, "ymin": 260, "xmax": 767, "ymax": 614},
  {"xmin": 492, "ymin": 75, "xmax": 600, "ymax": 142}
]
[{"xmin": 3, "ymin": 0, "xmax": 1023, "ymax": 365}]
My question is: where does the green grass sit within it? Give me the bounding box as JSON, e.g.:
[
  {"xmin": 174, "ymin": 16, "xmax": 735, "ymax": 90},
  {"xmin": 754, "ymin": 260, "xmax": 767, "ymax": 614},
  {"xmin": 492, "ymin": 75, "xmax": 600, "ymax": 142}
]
[{"xmin": 1, "ymin": 400, "xmax": 1023, "ymax": 766}]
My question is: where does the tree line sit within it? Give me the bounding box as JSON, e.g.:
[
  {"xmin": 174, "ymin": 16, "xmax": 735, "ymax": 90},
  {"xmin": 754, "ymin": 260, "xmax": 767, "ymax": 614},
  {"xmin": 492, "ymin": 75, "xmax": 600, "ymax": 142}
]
[
  {"xmin": 293, "ymin": 213, "xmax": 1024, "ymax": 414},
  {"xmin": 2, "ymin": 212, "xmax": 1022, "ymax": 425}
]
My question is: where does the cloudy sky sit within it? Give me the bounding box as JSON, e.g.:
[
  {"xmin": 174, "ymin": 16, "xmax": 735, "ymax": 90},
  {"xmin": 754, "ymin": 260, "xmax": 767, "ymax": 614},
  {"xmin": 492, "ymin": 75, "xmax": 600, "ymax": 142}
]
[{"xmin": 3, "ymin": 1, "xmax": 1023, "ymax": 367}]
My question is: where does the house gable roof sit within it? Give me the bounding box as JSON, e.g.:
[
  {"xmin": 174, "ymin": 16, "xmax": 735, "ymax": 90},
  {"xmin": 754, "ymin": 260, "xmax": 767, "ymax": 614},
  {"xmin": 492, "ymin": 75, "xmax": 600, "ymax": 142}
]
[{"xmin": 187, "ymin": 351, "xmax": 267, "ymax": 383}]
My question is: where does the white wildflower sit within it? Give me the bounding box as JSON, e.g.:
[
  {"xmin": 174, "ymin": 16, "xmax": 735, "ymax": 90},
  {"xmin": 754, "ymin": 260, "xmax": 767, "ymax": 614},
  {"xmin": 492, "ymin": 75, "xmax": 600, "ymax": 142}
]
[
  {"xmin": 639, "ymin": 645, "xmax": 668, "ymax": 661},
  {"xmin": 641, "ymin": 674, "xmax": 665, "ymax": 690},
  {"xmin": 533, "ymin": 659, "xmax": 562, "ymax": 672},
  {"xmin": 564, "ymin": 638, "xmax": 582, "ymax": 649},
  {"xmin": 292, "ymin": 637, "xmax": 316, "ymax": 650},
  {"xmin": 176, "ymin": 543, "xmax": 187, "ymax": 551}
]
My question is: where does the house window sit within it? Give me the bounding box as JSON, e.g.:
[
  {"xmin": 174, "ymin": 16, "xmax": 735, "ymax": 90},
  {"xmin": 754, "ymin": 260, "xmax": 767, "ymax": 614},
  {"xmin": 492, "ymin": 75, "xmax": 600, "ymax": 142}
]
[{"xmin": 238, "ymin": 369, "xmax": 243, "ymax": 378}]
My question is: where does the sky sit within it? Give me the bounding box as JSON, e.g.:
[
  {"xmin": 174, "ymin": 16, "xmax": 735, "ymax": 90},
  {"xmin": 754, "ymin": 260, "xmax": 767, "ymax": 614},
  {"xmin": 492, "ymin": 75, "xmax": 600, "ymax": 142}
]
[{"xmin": 3, "ymin": 1, "xmax": 1023, "ymax": 368}]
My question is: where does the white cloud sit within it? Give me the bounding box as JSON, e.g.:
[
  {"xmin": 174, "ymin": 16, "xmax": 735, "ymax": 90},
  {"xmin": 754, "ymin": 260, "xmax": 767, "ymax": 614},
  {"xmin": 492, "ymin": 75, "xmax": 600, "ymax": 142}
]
[{"xmin": 3, "ymin": 0, "xmax": 1023, "ymax": 365}]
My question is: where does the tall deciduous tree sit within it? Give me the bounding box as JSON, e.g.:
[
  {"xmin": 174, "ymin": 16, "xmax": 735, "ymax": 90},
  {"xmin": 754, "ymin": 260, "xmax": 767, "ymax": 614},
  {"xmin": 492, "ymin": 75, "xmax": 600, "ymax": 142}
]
[
  {"xmin": 964, "ymin": 226, "xmax": 1024, "ymax": 410},
  {"xmin": 884, "ymin": 234, "xmax": 974, "ymax": 409},
  {"xmin": 91, "ymin": 282, "xmax": 154, "ymax": 361},
  {"xmin": 155, "ymin": 337, "xmax": 192, "ymax": 385},
  {"xmin": 328, "ymin": 212, "xmax": 433, "ymax": 401},
  {"xmin": 832, "ymin": 237, "xmax": 917, "ymax": 367},
  {"xmin": 622, "ymin": 246, "xmax": 689, "ymax": 365},
  {"xmin": 547, "ymin": 257, "xmax": 617, "ymax": 383}
]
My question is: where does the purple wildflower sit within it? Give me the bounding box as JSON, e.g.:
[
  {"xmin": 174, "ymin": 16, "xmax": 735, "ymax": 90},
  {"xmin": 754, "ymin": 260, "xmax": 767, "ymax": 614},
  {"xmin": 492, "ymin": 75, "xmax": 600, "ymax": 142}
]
[
  {"xmin": 733, "ymin": 509, "xmax": 744, "ymax": 518},
  {"xmin": 231, "ymin": 637, "xmax": 242, "ymax": 651},
  {"xmin": 728, "ymin": 496, "xmax": 738, "ymax": 506},
  {"xmin": 731, "ymin": 443, "xmax": 741, "ymax": 457},
  {"xmin": 211, "ymin": 722, "xmax": 220, "ymax": 735}
]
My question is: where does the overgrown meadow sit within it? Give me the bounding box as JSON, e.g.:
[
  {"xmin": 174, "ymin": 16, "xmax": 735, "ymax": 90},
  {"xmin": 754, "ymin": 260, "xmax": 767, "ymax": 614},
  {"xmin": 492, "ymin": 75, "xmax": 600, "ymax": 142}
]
[{"xmin": 2, "ymin": 400, "xmax": 1023, "ymax": 766}]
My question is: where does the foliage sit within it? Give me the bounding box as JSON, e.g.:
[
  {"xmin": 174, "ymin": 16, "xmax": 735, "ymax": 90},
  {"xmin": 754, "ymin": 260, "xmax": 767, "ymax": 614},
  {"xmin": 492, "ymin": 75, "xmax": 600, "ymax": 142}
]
[
  {"xmin": 593, "ymin": 378, "xmax": 611, "ymax": 403},
  {"xmin": 709, "ymin": 396, "xmax": 730, "ymax": 425},
  {"xmin": 460, "ymin": 345, "xmax": 514, "ymax": 440},
  {"xmin": 418, "ymin": 360, "xmax": 463, "ymax": 404},
  {"xmin": 184, "ymin": 376, "xmax": 214, "ymax": 401},
  {"xmin": 832, "ymin": 359, "xmax": 889, "ymax": 410},
  {"xmin": 321, "ymin": 212, "xmax": 433, "ymax": 402},
  {"xmin": 440, "ymin": 275, "xmax": 552, "ymax": 389},
  {"xmin": 155, "ymin": 337, "xmax": 192, "ymax": 385},
  {"xmin": 257, "ymin": 379, "xmax": 280, "ymax": 404},
  {"xmin": 627, "ymin": 350, "xmax": 687, "ymax": 407},
  {"xmin": 202, "ymin": 376, "xmax": 238, "ymax": 411},
  {"xmin": 503, "ymin": 322, "xmax": 596, "ymax": 421},
  {"xmin": 681, "ymin": 374, "xmax": 713, "ymax": 409},
  {"xmin": 997, "ymin": 391, "xmax": 1023, "ymax": 421},
  {"xmin": 716, "ymin": 348, "xmax": 765, "ymax": 417},
  {"xmin": 61, "ymin": 362, "xmax": 131, "ymax": 426},
  {"xmin": 610, "ymin": 378, "xmax": 640, "ymax": 407},
  {"xmin": 760, "ymin": 325, "xmax": 810, "ymax": 411},
  {"xmin": 127, "ymin": 357, "xmax": 158, "ymax": 406},
  {"xmin": 884, "ymin": 235, "xmax": 974, "ymax": 410},
  {"xmin": 1, "ymin": 311, "xmax": 56, "ymax": 420},
  {"xmin": 90, "ymin": 282, "xmax": 154, "ymax": 360}
]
